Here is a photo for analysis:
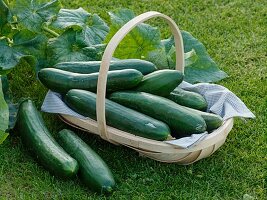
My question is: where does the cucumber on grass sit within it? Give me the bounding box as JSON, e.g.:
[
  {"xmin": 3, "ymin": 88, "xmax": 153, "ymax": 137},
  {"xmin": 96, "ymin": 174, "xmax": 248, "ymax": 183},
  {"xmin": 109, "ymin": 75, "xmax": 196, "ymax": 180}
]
[
  {"xmin": 54, "ymin": 59, "xmax": 157, "ymax": 75},
  {"xmin": 169, "ymin": 87, "xmax": 208, "ymax": 111},
  {"xmin": 38, "ymin": 68, "xmax": 143, "ymax": 94},
  {"xmin": 58, "ymin": 129, "xmax": 115, "ymax": 194},
  {"xmin": 135, "ymin": 69, "xmax": 184, "ymax": 97},
  {"xmin": 109, "ymin": 91, "xmax": 207, "ymax": 138},
  {"xmin": 64, "ymin": 89, "xmax": 170, "ymax": 141},
  {"xmin": 15, "ymin": 100, "xmax": 78, "ymax": 178}
]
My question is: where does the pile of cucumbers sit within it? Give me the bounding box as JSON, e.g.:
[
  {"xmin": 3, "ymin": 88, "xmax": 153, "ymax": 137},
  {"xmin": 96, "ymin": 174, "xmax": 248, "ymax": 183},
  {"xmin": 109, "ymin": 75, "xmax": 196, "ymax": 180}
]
[
  {"xmin": 38, "ymin": 58, "xmax": 223, "ymax": 140},
  {"xmin": 15, "ymin": 59, "xmax": 224, "ymax": 194}
]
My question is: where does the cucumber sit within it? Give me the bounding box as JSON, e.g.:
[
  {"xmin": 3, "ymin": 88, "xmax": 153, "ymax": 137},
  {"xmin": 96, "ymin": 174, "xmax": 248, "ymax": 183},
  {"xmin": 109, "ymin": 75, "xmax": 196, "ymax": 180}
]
[
  {"xmin": 58, "ymin": 129, "xmax": 115, "ymax": 194},
  {"xmin": 169, "ymin": 87, "xmax": 208, "ymax": 111},
  {"xmin": 109, "ymin": 91, "xmax": 207, "ymax": 138},
  {"xmin": 16, "ymin": 100, "xmax": 78, "ymax": 178},
  {"xmin": 54, "ymin": 59, "xmax": 157, "ymax": 75},
  {"xmin": 135, "ymin": 69, "xmax": 184, "ymax": 97},
  {"xmin": 38, "ymin": 68, "xmax": 143, "ymax": 94},
  {"xmin": 182, "ymin": 107, "xmax": 223, "ymax": 132},
  {"xmin": 65, "ymin": 89, "xmax": 170, "ymax": 141}
]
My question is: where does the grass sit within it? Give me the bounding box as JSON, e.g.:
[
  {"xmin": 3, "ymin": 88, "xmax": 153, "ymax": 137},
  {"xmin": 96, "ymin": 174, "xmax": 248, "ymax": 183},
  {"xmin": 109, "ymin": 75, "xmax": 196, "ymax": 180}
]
[{"xmin": 0, "ymin": 0, "xmax": 266, "ymax": 199}]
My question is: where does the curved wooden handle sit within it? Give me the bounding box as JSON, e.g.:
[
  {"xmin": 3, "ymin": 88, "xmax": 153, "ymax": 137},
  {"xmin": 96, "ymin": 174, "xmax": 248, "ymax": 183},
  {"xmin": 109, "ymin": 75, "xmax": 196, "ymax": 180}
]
[{"xmin": 96, "ymin": 11, "xmax": 185, "ymax": 140}]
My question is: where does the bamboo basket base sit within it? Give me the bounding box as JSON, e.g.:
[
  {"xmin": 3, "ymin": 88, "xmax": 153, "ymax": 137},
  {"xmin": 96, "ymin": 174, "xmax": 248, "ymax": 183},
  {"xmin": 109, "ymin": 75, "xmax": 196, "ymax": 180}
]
[{"xmin": 59, "ymin": 114, "xmax": 234, "ymax": 164}]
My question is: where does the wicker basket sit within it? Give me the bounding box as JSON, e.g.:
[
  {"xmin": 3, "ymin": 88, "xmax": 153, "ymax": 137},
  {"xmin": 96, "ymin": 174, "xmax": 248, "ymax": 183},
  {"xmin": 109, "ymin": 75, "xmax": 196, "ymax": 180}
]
[{"xmin": 59, "ymin": 11, "xmax": 234, "ymax": 164}]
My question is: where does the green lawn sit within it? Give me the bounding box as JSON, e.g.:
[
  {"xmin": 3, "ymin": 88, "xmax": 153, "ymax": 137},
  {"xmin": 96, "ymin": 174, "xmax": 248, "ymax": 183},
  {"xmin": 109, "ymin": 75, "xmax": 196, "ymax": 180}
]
[{"xmin": 1, "ymin": 0, "xmax": 266, "ymax": 199}]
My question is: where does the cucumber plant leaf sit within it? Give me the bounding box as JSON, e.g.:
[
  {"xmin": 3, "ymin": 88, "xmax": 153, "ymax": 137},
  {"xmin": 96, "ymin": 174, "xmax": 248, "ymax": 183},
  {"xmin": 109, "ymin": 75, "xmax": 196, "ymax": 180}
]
[
  {"xmin": 1, "ymin": 75, "xmax": 18, "ymax": 131},
  {"xmin": 184, "ymin": 49, "xmax": 198, "ymax": 67},
  {"xmin": 148, "ymin": 36, "xmax": 198, "ymax": 69},
  {"xmin": 52, "ymin": 7, "xmax": 90, "ymax": 28},
  {"xmin": 148, "ymin": 33, "xmax": 227, "ymax": 83},
  {"xmin": 147, "ymin": 44, "xmax": 198, "ymax": 70},
  {"xmin": 52, "ymin": 8, "xmax": 109, "ymax": 46},
  {"xmin": 0, "ymin": 77, "xmax": 9, "ymax": 144},
  {"xmin": 0, "ymin": 39, "xmax": 36, "ymax": 74},
  {"xmin": 181, "ymin": 31, "xmax": 228, "ymax": 83},
  {"xmin": 12, "ymin": 30, "xmax": 48, "ymax": 71},
  {"xmin": 47, "ymin": 28, "xmax": 102, "ymax": 65},
  {"xmin": 1, "ymin": 75, "xmax": 8, "ymax": 96},
  {"xmin": 0, "ymin": 0, "xmax": 9, "ymax": 31},
  {"xmin": 105, "ymin": 9, "xmax": 161, "ymax": 59},
  {"xmin": 9, "ymin": 0, "xmax": 61, "ymax": 32}
]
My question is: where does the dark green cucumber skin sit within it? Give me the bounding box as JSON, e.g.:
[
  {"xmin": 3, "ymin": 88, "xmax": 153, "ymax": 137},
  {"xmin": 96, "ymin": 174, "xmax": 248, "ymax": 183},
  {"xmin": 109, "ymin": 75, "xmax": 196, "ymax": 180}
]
[
  {"xmin": 65, "ymin": 89, "xmax": 170, "ymax": 141},
  {"xmin": 16, "ymin": 100, "xmax": 79, "ymax": 178},
  {"xmin": 58, "ymin": 129, "xmax": 115, "ymax": 194},
  {"xmin": 135, "ymin": 69, "xmax": 184, "ymax": 97},
  {"xmin": 38, "ymin": 68, "xmax": 143, "ymax": 94},
  {"xmin": 54, "ymin": 59, "xmax": 157, "ymax": 75},
  {"xmin": 182, "ymin": 106, "xmax": 223, "ymax": 132},
  {"xmin": 109, "ymin": 91, "xmax": 207, "ymax": 138},
  {"xmin": 169, "ymin": 87, "xmax": 208, "ymax": 111}
]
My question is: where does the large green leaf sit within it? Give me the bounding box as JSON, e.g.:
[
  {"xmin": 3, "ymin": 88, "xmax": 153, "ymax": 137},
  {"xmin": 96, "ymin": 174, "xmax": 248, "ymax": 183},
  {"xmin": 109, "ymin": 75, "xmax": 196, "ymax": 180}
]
[
  {"xmin": 12, "ymin": 29, "xmax": 48, "ymax": 71},
  {"xmin": 0, "ymin": 0, "xmax": 9, "ymax": 31},
  {"xmin": 149, "ymin": 33, "xmax": 227, "ymax": 83},
  {"xmin": 47, "ymin": 29, "xmax": 103, "ymax": 65},
  {"xmin": 52, "ymin": 8, "xmax": 109, "ymax": 46},
  {"xmin": 105, "ymin": 9, "xmax": 227, "ymax": 83},
  {"xmin": 147, "ymin": 44, "xmax": 198, "ymax": 70},
  {"xmin": 147, "ymin": 37, "xmax": 198, "ymax": 69},
  {"xmin": 181, "ymin": 31, "xmax": 228, "ymax": 83},
  {"xmin": 9, "ymin": 0, "xmax": 61, "ymax": 32},
  {"xmin": 105, "ymin": 9, "xmax": 161, "ymax": 59},
  {"xmin": 0, "ymin": 76, "xmax": 9, "ymax": 144},
  {"xmin": 0, "ymin": 39, "xmax": 36, "ymax": 74},
  {"xmin": 52, "ymin": 7, "xmax": 90, "ymax": 28}
]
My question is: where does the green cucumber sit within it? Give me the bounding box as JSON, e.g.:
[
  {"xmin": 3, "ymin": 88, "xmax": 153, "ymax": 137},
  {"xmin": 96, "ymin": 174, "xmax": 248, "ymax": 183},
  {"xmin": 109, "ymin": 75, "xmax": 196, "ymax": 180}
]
[
  {"xmin": 169, "ymin": 87, "xmax": 208, "ymax": 111},
  {"xmin": 54, "ymin": 59, "xmax": 157, "ymax": 75},
  {"xmin": 109, "ymin": 91, "xmax": 207, "ymax": 138},
  {"xmin": 182, "ymin": 107, "xmax": 223, "ymax": 132},
  {"xmin": 38, "ymin": 68, "xmax": 143, "ymax": 94},
  {"xmin": 58, "ymin": 129, "xmax": 115, "ymax": 194},
  {"xmin": 65, "ymin": 89, "xmax": 170, "ymax": 141},
  {"xmin": 16, "ymin": 100, "xmax": 78, "ymax": 178},
  {"xmin": 135, "ymin": 69, "xmax": 184, "ymax": 97}
]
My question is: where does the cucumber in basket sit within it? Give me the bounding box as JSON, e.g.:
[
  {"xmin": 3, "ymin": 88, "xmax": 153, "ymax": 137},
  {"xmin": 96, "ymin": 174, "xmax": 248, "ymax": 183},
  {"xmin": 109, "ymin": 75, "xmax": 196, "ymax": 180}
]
[
  {"xmin": 135, "ymin": 69, "xmax": 184, "ymax": 97},
  {"xmin": 15, "ymin": 99, "xmax": 79, "ymax": 178},
  {"xmin": 168, "ymin": 87, "xmax": 208, "ymax": 111},
  {"xmin": 38, "ymin": 68, "xmax": 143, "ymax": 94},
  {"xmin": 182, "ymin": 107, "xmax": 223, "ymax": 132},
  {"xmin": 54, "ymin": 59, "xmax": 157, "ymax": 75},
  {"xmin": 64, "ymin": 89, "xmax": 171, "ymax": 141},
  {"xmin": 58, "ymin": 129, "xmax": 115, "ymax": 194},
  {"xmin": 109, "ymin": 91, "xmax": 207, "ymax": 138}
]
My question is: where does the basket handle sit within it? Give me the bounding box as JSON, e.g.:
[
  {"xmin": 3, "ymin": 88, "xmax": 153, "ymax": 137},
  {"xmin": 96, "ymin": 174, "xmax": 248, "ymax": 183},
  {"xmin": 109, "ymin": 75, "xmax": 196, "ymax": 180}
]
[{"xmin": 96, "ymin": 11, "xmax": 184, "ymax": 140}]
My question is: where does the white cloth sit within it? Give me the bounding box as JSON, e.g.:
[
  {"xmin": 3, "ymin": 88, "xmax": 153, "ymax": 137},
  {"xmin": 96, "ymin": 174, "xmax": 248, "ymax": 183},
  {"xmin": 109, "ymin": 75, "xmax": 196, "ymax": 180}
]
[
  {"xmin": 41, "ymin": 81, "xmax": 255, "ymax": 149},
  {"xmin": 179, "ymin": 81, "xmax": 255, "ymax": 120}
]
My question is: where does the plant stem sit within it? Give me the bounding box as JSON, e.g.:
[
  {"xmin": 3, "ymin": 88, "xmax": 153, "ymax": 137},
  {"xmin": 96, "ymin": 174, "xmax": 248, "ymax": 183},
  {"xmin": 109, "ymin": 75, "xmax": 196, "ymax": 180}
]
[
  {"xmin": 7, "ymin": 37, "xmax": 13, "ymax": 45},
  {"xmin": 4, "ymin": 0, "xmax": 10, "ymax": 6},
  {"xmin": 43, "ymin": 27, "xmax": 59, "ymax": 37}
]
